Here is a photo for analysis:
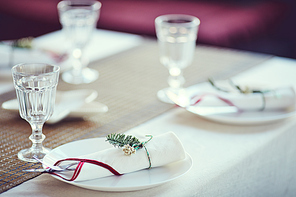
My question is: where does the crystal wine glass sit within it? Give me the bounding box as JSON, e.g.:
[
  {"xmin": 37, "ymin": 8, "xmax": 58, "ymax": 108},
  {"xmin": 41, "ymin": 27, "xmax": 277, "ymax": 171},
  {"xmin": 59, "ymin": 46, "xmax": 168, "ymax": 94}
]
[
  {"xmin": 155, "ymin": 14, "xmax": 200, "ymax": 103},
  {"xmin": 57, "ymin": 0, "xmax": 101, "ymax": 84},
  {"xmin": 12, "ymin": 63, "xmax": 60, "ymax": 162}
]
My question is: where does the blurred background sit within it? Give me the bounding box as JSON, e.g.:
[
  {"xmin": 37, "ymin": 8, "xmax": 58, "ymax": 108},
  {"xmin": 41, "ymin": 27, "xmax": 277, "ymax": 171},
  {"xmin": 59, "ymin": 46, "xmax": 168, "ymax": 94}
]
[{"xmin": 0, "ymin": 0, "xmax": 295, "ymax": 59}]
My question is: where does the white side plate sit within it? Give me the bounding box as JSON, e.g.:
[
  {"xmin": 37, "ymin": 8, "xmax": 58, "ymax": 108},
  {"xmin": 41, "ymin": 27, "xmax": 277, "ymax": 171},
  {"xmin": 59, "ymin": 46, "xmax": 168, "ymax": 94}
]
[{"xmin": 1, "ymin": 89, "xmax": 108, "ymax": 124}]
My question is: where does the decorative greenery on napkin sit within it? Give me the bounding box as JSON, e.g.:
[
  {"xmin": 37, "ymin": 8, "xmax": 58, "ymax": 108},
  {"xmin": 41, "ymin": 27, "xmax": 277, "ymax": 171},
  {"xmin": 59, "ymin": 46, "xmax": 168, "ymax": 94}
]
[{"xmin": 208, "ymin": 78, "xmax": 268, "ymax": 94}]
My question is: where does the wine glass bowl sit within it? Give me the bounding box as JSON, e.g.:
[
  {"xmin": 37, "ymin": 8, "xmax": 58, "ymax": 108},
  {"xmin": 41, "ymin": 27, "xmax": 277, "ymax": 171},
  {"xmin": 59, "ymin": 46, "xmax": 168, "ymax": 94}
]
[
  {"xmin": 155, "ymin": 14, "xmax": 200, "ymax": 103},
  {"xmin": 58, "ymin": 0, "xmax": 101, "ymax": 84},
  {"xmin": 12, "ymin": 63, "xmax": 60, "ymax": 162}
]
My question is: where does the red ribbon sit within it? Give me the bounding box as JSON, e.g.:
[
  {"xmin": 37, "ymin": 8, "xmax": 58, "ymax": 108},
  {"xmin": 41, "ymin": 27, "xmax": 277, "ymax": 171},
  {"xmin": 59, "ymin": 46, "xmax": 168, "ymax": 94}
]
[
  {"xmin": 50, "ymin": 158, "xmax": 122, "ymax": 181},
  {"xmin": 191, "ymin": 93, "xmax": 236, "ymax": 107}
]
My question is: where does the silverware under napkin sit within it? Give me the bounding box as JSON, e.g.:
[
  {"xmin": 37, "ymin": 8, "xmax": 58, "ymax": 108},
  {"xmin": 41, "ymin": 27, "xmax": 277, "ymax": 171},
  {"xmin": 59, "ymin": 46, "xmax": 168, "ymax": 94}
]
[{"xmin": 23, "ymin": 156, "xmax": 78, "ymax": 173}]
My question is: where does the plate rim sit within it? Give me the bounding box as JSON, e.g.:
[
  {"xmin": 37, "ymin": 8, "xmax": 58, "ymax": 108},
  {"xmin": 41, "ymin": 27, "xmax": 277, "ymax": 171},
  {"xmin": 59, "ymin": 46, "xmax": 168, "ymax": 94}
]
[{"xmin": 191, "ymin": 107, "xmax": 296, "ymax": 125}]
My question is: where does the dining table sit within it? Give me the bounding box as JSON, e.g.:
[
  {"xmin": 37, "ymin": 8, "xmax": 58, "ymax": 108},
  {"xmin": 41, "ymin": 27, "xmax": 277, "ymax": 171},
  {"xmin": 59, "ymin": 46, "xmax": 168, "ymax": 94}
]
[{"xmin": 1, "ymin": 30, "xmax": 296, "ymax": 197}]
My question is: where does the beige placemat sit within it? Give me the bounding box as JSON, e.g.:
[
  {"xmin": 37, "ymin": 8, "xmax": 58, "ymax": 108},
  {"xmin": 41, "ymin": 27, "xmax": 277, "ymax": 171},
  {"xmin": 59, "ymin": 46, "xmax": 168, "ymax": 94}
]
[{"xmin": 0, "ymin": 39, "xmax": 271, "ymax": 193}]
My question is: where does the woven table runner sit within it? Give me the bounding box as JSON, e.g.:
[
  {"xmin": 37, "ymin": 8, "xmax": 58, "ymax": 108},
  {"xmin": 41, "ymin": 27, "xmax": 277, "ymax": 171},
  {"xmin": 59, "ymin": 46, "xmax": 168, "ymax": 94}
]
[{"xmin": 0, "ymin": 39, "xmax": 271, "ymax": 193}]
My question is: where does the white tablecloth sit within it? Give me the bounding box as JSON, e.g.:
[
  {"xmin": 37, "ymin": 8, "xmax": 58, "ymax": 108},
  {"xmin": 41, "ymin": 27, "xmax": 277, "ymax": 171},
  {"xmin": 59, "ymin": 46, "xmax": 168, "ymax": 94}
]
[{"xmin": 2, "ymin": 57, "xmax": 296, "ymax": 196}]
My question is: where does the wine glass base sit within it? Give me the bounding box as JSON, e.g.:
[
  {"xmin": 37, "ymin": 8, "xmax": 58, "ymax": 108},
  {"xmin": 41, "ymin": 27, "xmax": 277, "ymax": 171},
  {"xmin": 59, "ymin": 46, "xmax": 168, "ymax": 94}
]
[
  {"xmin": 62, "ymin": 68, "xmax": 99, "ymax": 84},
  {"xmin": 18, "ymin": 147, "xmax": 51, "ymax": 162},
  {"xmin": 157, "ymin": 88, "xmax": 189, "ymax": 104},
  {"xmin": 157, "ymin": 88, "xmax": 175, "ymax": 104}
]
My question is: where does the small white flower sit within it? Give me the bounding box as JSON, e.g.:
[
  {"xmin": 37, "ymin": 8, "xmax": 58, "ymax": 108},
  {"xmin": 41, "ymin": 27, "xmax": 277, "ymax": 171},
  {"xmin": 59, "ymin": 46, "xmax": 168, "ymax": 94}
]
[
  {"xmin": 242, "ymin": 86, "xmax": 252, "ymax": 94},
  {"xmin": 123, "ymin": 144, "xmax": 136, "ymax": 156}
]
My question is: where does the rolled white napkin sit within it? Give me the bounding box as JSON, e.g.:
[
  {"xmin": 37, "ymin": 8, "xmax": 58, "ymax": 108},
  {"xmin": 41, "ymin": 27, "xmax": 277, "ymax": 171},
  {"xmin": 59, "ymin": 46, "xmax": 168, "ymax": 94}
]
[
  {"xmin": 189, "ymin": 82, "xmax": 296, "ymax": 111},
  {"xmin": 53, "ymin": 132, "xmax": 186, "ymax": 182}
]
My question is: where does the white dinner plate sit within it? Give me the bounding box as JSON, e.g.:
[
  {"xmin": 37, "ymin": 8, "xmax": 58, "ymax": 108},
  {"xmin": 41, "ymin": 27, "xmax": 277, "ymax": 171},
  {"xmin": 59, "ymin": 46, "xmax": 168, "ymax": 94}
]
[
  {"xmin": 1, "ymin": 89, "xmax": 108, "ymax": 124},
  {"xmin": 184, "ymin": 82, "xmax": 296, "ymax": 125},
  {"xmin": 43, "ymin": 138, "xmax": 192, "ymax": 191}
]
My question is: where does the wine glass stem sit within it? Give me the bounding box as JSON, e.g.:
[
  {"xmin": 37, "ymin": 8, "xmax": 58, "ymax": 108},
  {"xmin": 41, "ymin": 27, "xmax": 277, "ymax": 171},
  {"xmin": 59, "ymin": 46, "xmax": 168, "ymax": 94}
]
[
  {"xmin": 72, "ymin": 48, "xmax": 84, "ymax": 76},
  {"xmin": 168, "ymin": 68, "xmax": 185, "ymax": 91},
  {"xmin": 29, "ymin": 122, "xmax": 46, "ymax": 151}
]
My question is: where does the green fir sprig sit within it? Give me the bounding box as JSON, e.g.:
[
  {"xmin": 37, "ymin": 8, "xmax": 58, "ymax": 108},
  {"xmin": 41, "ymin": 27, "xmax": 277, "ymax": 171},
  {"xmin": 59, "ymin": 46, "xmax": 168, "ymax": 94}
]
[
  {"xmin": 106, "ymin": 133, "xmax": 141, "ymax": 148},
  {"xmin": 13, "ymin": 37, "xmax": 33, "ymax": 48},
  {"xmin": 208, "ymin": 78, "xmax": 228, "ymax": 92},
  {"xmin": 208, "ymin": 78, "xmax": 268, "ymax": 94},
  {"xmin": 1, "ymin": 37, "xmax": 33, "ymax": 49}
]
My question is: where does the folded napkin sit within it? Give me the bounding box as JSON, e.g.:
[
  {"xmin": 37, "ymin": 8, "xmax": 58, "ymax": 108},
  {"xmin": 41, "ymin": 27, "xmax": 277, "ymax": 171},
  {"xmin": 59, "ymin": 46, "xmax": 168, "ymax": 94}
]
[
  {"xmin": 0, "ymin": 44, "xmax": 55, "ymax": 68},
  {"xmin": 190, "ymin": 81, "xmax": 296, "ymax": 111},
  {"xmin": 51, "ymin": 132, "xmax": 186, "ymax": 182}
]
